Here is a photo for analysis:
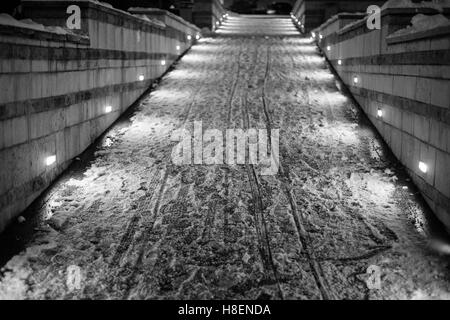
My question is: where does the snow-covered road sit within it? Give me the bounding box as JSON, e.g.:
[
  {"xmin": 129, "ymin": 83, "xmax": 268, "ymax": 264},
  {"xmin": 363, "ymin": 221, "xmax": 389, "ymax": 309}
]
[{"xmin": 1, "ymin": 16, "xmax": 450, "ymax": 300}]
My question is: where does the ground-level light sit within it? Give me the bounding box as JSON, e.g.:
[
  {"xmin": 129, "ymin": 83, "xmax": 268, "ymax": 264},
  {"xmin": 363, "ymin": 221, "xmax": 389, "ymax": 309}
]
[
  {"xmin": 176, "ymin": 45, "xmax": 180, "ymax": 51},
  {"xmin": 196, "ymin": 34, "xmax": 201, "ymax": 40},
  {"xmin": 327, "ymin": 46, "xmax": 331, "ymax": 51},
  {"xmin": 338, "ymin": 59, "xmax": 342, "ymax": 65},
  {"xmin": 319, "ymin": 34, "xmax": 323, "ymax": 39},
  {"xmin": 377, "ymin": 108, "xmax": 383, "ymax": 118},
  {"xmin": 353, "ymin": 75, "xmax": 359, "ymax": 84},
  {"xmin": 311, "ymin": 32, "xmax": 316, "ymax": 38},
  {"xmin": 187, "ymin": 35, "xmax": 192, "ymax": 41},
  {"xmin": 138, "ymin": 74, "xmax": 145, "ymax": 81},
  {"xmin": 419, "ymin": 161, "xmax": 428, "ymax": 174},
  {"xmin": 161, "ymin": 60, "xmax": 166, "ymax": 66},
  {"xmin": 46, "ymin": 155, "xmax": 56, "ymax": 166}
]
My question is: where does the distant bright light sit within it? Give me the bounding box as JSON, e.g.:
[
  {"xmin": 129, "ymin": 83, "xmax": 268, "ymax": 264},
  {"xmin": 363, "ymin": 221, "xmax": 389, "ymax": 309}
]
[
  {"xmin": 176, "ymin": 45, "xmax": 180, "ymax": 51},
  {"xmin": 161, "ymin": 60, "xmax": 166, "ymax": 66},
  {"xmin": 138, "ymin": 74, "xmax": 145, "ymax": 81},
  {"xmin": 105, "ymin": 105, "xmax": 112, "ymax": 113},
  {"xmin": 311, "ymin": 32, "xmax": 316, "ymax": 37},
  {"xmin": 327, "ymin": 46, "xmax": 331, "ymax": 51},
  {"xmin": 187, "ymin": 35, "xmax": 192, "ymax": 40},
  {"xmin": 353, "ymin": 76, "xmax": 359, "ymax": 84},
  {"xmin": 319, "ymin": 34, "xmax": 323, "ymax": 39},
  {"xmin": 419, "ymin": 161, "xmax": 428, "ymax": 173},
  {"xmin": 377, "ymin": 108, "xmax": 383, "ymax": 117},
  {"xmin": 338, "ymin": 59, "xmax": 342, "ymax": 65},
  {"xmin": 46, "ymin": 155, "xmax": 56, "ymax": 166},
  {"xmin": 216, "ymin": 21, "xmax": 220, "ymax": 26},
  {"xmin": 196, "ymin": 34, "xmax": 201, "ymax": 40}
]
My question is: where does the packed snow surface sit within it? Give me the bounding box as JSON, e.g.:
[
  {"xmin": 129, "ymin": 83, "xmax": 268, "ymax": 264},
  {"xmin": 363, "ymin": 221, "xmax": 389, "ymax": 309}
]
[{"xmin": 1, "ymin": 16, "xmax": 450, "ymax": 300}]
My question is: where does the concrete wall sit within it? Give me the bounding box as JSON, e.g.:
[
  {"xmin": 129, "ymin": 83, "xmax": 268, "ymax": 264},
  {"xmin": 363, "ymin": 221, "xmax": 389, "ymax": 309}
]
[
  {"xmin": 0, "ymin": 0, "xmax": 200, "ymax": 232},
  {"xmin": 313, "ymin": 7, "xmax": 450, "ymax": 231}
]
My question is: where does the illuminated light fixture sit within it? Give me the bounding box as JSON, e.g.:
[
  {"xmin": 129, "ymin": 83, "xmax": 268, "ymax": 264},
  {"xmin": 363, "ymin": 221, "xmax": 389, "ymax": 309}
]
[
  {"xmin": 196, "ymin": 34, "xmax": 201, "ymax": 40},
  {"xmin": 216, "ymin": 21, "xmax": 220, "ymax": 26},
  {"xmin": 138, "ymin": 74, "xmax": 145, "ymax": 81},
  {"xmin": 187, "ymin": 35, "xmax": 192, "ymax": 40},
  {"xmin": 176, "ymin": 45, "xmax": 180, "ymax": 51},
  {"xmin": 161, "ymin": 60, "xmax": 166, "ymax": 66},
  {"xmin": 311, "ymin": 32, "xmax": 316, "ymax": 38},
  {"xmin": 105, "ymin": 105, "xmax": 112, "ymax": 114},
  {"xmin": 338, "ymin": 59, "xmax": 342, "ymax": 65},
  {"xmin": 319, "ymin": 34, "xmax": 323, "ymax": 39},
  {"xmin": 377, "ymin": 108, "xmax": 383, "ymax": 118},
  {"xmin": 327, "ymin": 45, "xmax": 331, "ymax": 51},
  {"xmin": 419, "ymin": 161, "xmax": 428, "ymax": 174},
  {"xmin": 353, "ymin": 75, "xmax": 359, "ymax": 84},
  {"xmin": 46, "ymin": 155, "xmax": 56, "ymax": 166}
]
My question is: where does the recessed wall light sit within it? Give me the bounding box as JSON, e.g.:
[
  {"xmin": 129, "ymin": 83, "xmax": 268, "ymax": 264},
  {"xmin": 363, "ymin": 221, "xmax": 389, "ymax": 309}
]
[
  {"xmin": 138, "ymin": 74, "xmax": 145, "ymax": 81},
  {"xmin": 338, "ymin": 59, "xmax": 342, "ymax": 65},
  {"xmin": 419, "ymin": 161, "xmax": 428, "ymax": 173},
  {"xmin": 46, "ymin": 155, "xmax": 56, "ymax": 166},
  {"xmin": 161, "ymin": 60, "xmax": 166, "ymax": 66},
  {"xmin": 105, "ymin": 105, "xmax": 112, "ymax": 113},
  {"xmin": 377, "ymin": 108, "xmax": 383, "ymax": 117},
  {"xmin": 187, "ymin": 35, "xmax": 192, "ymax": 40}
]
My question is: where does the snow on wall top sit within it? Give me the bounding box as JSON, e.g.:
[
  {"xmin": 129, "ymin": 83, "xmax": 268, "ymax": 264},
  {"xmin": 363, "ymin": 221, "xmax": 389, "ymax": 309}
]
[
  {"xmin": 381, "ymin": 0, "xmax": 450, "ymax": 12},
  {"xmin": 388, "ymin": 13, "xmax": 450, "ymax": 37},
  {"xmin": 0, "ymin": 13, "xmax": 87, "ymax": 37},
  {"xmin": 131, "ymin": 13, "xmax": 166, "ymax": 28}
]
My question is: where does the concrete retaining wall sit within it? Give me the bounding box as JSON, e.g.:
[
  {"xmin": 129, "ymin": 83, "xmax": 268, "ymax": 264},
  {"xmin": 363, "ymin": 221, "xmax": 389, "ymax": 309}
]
[
  {"xmin": 0, "ymin": 0, "xmax": 200, "ymax": 232},
  {"xmin": 313, "ymin": 6, "xmax": 450, "ymax": 230}
]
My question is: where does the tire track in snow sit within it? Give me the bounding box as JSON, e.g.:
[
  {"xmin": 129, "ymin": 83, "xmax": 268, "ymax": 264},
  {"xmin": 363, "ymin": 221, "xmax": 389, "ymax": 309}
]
[
  {"xmin": 240, "ymin": 41, "xmax": 285, "ymax": 299},
  {"xmin": 261, "ymin": 41, "xmax": 335, "ymax": 300}
]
